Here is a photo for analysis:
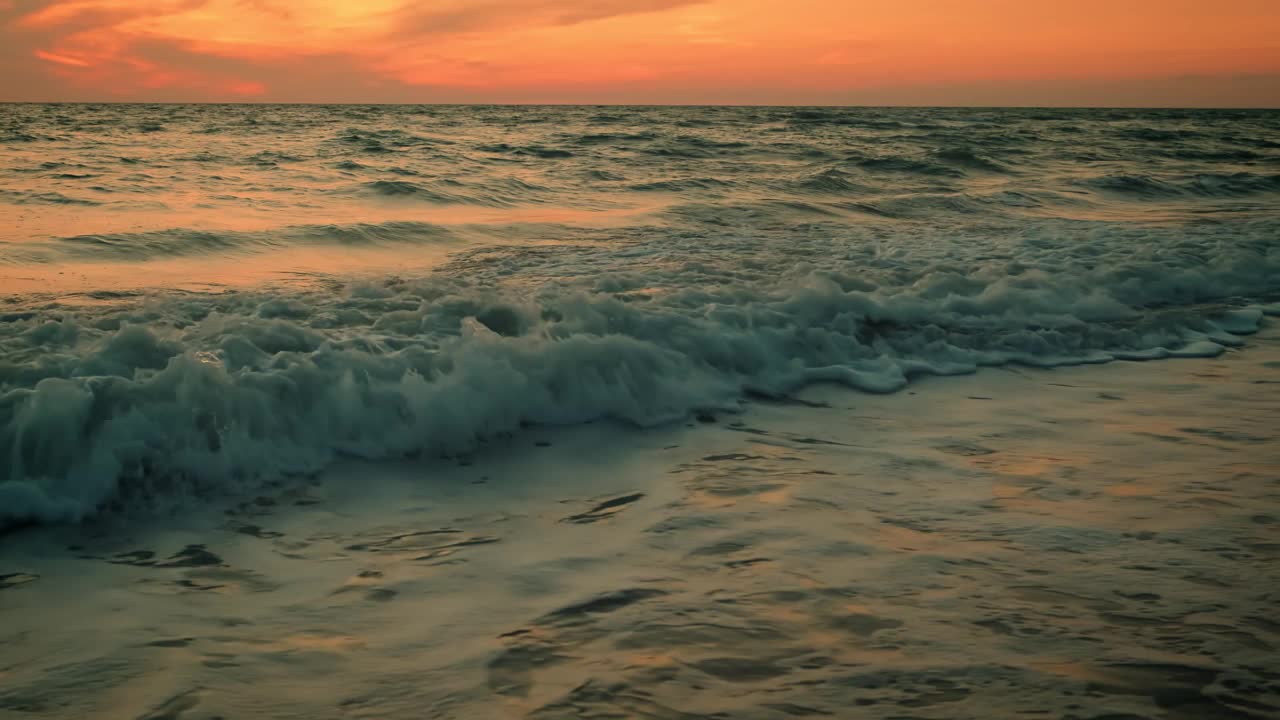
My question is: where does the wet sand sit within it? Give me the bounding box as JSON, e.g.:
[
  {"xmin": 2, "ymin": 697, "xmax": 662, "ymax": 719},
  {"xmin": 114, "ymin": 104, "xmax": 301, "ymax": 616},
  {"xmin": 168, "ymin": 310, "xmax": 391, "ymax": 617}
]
[{"xmin": 2, "ymin": 330, "xmax": 1277, "ymax": 719}]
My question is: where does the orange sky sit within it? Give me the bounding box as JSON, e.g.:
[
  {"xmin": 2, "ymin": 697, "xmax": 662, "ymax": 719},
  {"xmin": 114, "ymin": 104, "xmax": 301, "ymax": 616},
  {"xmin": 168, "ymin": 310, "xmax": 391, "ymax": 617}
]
[{"xmin": 2, "ymin": 0, "xmax": 1279, "ymax": 105}]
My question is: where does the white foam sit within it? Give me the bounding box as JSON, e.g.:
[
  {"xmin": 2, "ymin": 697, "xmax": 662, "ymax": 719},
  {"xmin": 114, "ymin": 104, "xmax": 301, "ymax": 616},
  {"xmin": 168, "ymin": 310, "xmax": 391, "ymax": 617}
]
[{"xmin": 2, "ymin": 239, "xmax": 1274, "ymax": 529}]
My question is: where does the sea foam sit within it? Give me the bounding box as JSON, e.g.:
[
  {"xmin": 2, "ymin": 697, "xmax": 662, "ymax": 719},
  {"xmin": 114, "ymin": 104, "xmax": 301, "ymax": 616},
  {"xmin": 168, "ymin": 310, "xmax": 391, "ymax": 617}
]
[{"xmin": 1, "ymin": 231, "xmax": 1274, "ymax": 528}]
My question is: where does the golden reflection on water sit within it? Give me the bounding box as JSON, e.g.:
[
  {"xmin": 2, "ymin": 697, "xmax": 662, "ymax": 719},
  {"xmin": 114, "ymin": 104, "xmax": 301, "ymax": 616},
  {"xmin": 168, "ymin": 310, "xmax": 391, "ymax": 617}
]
[
  {"xmin": 0, "ymin": 200, "xmax": 662, "ymax": 297},
  {"xmin": 2, "ymin": 245, "xmax": 444, "ymax": 296},
  {"xmin": 5, "ymin": 199, "xmax": 658, "ymax": 243}
]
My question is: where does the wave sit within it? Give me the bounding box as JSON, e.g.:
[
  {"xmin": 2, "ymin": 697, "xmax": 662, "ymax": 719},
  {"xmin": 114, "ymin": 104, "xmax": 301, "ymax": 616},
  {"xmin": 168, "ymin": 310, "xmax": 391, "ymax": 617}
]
[
  {"xmin": 0, "ymin": 189, "xmax": 102, "ymax": 206},
  {"xmin": 628, "ymin": 178, "xmax": 733, "ymax": 192},
  {"xmin": 1080, "ymin": 172, "xmax": 1280, "ymax": 199},
  {"xmin": 179, "ymin": 151, "xmax": 227, "ymax": 163},
  {"xmin": 639, "ymin": 135, "xmax": 751, "ymax": 159},
  {"xmin": 670, "ymin": 136, "xmax": 750, "ymax": 150},
  {"xmin": 640, "ymin": 146, "xmax": 717, "ymax": 159},
  {"xmin": 1184, "ymin": 173, "xmax": 1280, "ymax": 197},
  {"xmin": 247, "ymin": 151, "xmax": 306, "ymax": 165},
  {"xmin": 0, "ymin": 222, "xmax": 458, "ymax": 264},
  {"xmin": 852, "ymin": 155, "xmax": 966, "ymax": 178},
  {"xmin": 858, "ymin": 194, "xmax": 988, "ymax": 217},
  {"xmin": 364, "ymin": 179, "xmax": 454, "ymax": 200},
  {"xmin": 335, "ymin": 129, "xmax": 445, "ymax": 155},
  {"xmin": 1159, "ymin": 148, "xmax": 1264, "ymax": 162},
  {"xmin": 930, "ymin": 148, "xmax": 1010, "ymax": 173},
  {"xmin": 829, "ymin": 189, "xmax": 1059, "ymax": 217},
  {"xmin": 3, "ymin": 233, "xmax": 1277, "ymax": 528},
  {"xmin": 835, "ymin": 201, "xmax": 899, "ymax": 218},
  {"xmin": 55, "ymin": 230, "xmax": 247, "ymax": 259},
  {"xmin": 289, "ymin": 221, "xmax": 456, "ymax": 247},
  {"xmin": 1121, "ymin": 127, "xmax": 1206, "ymax": 143},
  {"xmin": 12, "ymin": 163, "xmax": 96, "ymax": 178},
  {"xmin": 571, "ymin": 132, "xmax": 659, "ymax": 145},
  {"xmin": 476, "ymin": 143, "xmax": 574, "ymax": 159},
  {"xmin": 335, "ymin": 128, "xmax": 444, "ymax": 148},
  {"xmin": 787, "ymin": 110, "xmax": 905, "ymax": 129},
  {"xmin": 359, "ymin": 178, "xmax": 548, "ymax": 207},
  {"xmin": 792, "ymin": 169, "xmax": 867, "ymax": 193}
]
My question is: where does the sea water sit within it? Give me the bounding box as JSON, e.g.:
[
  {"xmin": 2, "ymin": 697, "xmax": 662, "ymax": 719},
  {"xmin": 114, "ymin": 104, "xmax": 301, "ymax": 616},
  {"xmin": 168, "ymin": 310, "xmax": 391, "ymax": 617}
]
[{"xmin": 1, "ymin": 104, "xmax": 1278, "ymax": 527}]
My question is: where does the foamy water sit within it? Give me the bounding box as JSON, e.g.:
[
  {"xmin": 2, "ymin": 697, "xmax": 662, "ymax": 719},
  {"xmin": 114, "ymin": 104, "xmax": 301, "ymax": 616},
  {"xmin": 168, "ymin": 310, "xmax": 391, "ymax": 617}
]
[{"xmin": 1, "ymin": 104, "xmax": 1279, "ymax": 527}]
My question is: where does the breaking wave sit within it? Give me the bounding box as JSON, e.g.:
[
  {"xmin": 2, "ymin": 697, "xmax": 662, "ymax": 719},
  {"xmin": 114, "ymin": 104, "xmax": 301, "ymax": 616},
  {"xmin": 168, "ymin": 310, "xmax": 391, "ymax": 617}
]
[{"xmin": 3, "ymin": 222, "xmax": 1278, "ymax": 528}]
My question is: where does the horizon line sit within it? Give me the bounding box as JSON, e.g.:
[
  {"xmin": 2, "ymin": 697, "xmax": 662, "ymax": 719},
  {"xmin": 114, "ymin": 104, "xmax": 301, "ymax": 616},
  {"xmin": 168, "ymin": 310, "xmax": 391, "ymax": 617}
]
[{"xmin": 3, "ymin": 101, "xmax": 1279, "ymax": 111}]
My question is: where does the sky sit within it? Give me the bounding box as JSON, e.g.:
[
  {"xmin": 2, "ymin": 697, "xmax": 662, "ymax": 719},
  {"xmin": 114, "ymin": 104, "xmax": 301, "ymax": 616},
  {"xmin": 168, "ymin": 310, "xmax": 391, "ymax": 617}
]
[{"xmin": 2, "ymin": 0, "xmax": 1278, "ymax": 106}]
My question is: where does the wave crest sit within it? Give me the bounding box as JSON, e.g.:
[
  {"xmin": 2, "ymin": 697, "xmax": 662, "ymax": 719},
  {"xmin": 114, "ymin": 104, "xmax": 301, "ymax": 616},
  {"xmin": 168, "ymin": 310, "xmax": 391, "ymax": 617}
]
[{"xmin": 2, "ymin": 234, "xmax": 1276, "ymax": 528}]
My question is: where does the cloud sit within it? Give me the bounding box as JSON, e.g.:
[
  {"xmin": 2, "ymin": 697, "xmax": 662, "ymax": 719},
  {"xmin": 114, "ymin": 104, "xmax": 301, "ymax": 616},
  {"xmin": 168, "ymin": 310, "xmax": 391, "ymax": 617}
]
[
  {"xmin": 34, "ymin": 49, "xmax": 91, "ymax": 66},
  {"xmin": 15, "ymin": 0, "xmax": 204, "ymax": 30},
  {"xmin": 3, "ymin": 0, "xmax": 713, "ymax": 99},
  {"xmin": 2, "ymin": 0, "xmax": 1278, "ymax": 105},
  {"xmin": 392, "ymin": 0, "xmax": 707, "ymax": 36}
]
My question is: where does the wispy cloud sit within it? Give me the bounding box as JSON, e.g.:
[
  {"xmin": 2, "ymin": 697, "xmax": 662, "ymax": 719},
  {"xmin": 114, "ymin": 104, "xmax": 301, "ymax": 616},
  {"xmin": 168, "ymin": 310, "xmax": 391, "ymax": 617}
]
[
  {"xmin": 33, "ymin": 49, "xmax": 90, "ymax": 66},
  {"xmin": 3, "ymin": 0, "xmax": 1278, "ymax": 104},
  {"xmin": 392, "ymin": 0, "xmax": 707, "ymax": 36}
]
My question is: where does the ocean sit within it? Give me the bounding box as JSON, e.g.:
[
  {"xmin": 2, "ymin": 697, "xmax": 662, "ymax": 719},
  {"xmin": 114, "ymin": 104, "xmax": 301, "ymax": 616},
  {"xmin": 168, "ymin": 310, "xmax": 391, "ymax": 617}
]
[
  {"xmin": 1, "ymin": 105, "xmax": 1279, "ymax": 718},
  {"xmin": 3, "ymin": 104, "xmax": 1278, "ymax": 525}
]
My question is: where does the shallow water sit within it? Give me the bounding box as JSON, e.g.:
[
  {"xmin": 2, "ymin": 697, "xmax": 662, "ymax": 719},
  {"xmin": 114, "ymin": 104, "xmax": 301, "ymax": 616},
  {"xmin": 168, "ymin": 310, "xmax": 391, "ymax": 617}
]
[
  {"xmin": 1, "ymin": 330, "xmax": 1277, "ymax": 719},
  {"xmin": 1, "ymin": 104, "xmax": 1279, "ymax": 527}
]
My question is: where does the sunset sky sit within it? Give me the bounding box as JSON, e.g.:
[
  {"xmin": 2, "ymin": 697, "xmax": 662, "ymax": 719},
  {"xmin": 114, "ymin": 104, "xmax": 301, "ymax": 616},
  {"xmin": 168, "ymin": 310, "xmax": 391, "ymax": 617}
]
[{"xmin": 2, "ymin": 0, "xmax": 1278, "ymax": 106}]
